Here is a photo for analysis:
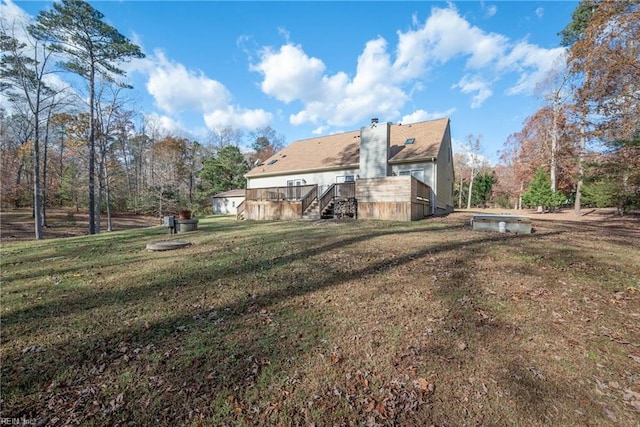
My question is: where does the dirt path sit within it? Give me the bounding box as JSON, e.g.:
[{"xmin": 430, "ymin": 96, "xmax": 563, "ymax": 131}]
[{"xmin": 0, "ymin": 209, "xmax": 159, "ymax": 242}]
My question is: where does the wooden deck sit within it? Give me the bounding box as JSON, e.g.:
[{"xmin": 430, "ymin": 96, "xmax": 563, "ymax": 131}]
[{"xmin": 243, "ymin": 177, "xmax": 432, "ymax": 221}]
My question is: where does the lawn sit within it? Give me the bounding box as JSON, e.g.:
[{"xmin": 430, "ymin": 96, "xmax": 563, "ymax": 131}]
[{"xmin": 1, "ymin": 212, "xmax": 639, "ymax": 426}]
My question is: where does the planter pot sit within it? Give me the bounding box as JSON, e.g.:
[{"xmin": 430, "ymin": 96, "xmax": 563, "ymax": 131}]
[
  {"xmin": 177, "ymin": 218, "xmax": 199, "ymax": 232},
  {"xmin": 179, "ymin": 210, "xmax": 192, "ymax": 220}
]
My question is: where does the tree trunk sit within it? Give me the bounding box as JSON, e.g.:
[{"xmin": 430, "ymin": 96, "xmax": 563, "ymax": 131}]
[
  {"xmin": 466, "ymin": 175, "xmax": 475, "ymax": 209},
  {"xmin": 102, "ymin": 139, "xmax": 113, "ymax": 232},
  {"xmin": 15, "ymin": 161, "xmax": 24, "ymax": 209},
  {"xmin": 88, "ymin": 67, "xmax": 96, "ymax": 234},
  {"xmin": 574, "ymin": 121, "xmax": 585, "ymax": 217},
  {"xmin": 574, "ymin": 63, "xmax": 590, "ymax": 217},
  {"xmin": 42, "ymin": 110, "xmax": 52, "ymax": 227},
  {"xmin": 106, "ymin": 176, "xmax": 113, "ymax": 232},
  {"xmin": 96, "ymin": 136, "xmax": 105, "ymax": 234},
  {"xmin": 458, "ymin": 174, "xmax": 463, "ymax": 208},
  {"xmin": 59, "ymin": 126, "xmax": 65, "ymax": 208},
  {"xmin": 121, "ymin": 139, "xmax": 133, "ymax": 211},
  {"xmin": 33, "ymin": 91, "xmax": 43, "ymax": 240},
  {"xmin": 550, "ymin": 94, "xmax": 559, "ymax": 194}
]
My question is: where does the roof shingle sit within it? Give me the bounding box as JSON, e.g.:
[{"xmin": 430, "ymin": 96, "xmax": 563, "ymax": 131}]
[{"xmin": 246, "ymin": 118, "xmax": 449, "ymax": 177}]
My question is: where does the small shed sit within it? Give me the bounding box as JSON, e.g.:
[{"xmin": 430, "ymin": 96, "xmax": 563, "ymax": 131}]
[{"xmin": 212, "ymin": 189, "xmax": 245, "ymax": 215}]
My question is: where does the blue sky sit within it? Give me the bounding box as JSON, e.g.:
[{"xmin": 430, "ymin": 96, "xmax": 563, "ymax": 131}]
[{"xmin": 2, "ymin": 1, "xmax": 578, "ymax": 163}]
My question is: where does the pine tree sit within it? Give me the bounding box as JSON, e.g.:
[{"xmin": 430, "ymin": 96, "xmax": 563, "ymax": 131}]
[
  {"xmin": 522, "ymin": 169, "xmax": 565, "ymax": 212},
  {"xmin": 30, "ymin": 0, "xmax": 144, "ymax": 234}
]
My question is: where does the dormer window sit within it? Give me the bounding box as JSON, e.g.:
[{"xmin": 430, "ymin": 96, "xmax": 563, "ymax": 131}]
[
  {"xmin": 267, "ymin": 159, "xmax": 277, "ymax": 165},
  {"xmin": 405, "ymin": 138, "xmax": 415, "ymax": 145}
]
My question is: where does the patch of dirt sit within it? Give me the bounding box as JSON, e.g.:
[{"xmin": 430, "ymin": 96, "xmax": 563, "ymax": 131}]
[
  {"xmin": 445, "ymin": 207, "xmax": 640, "ymax": 237},
  {"xmin": 0, "ymin": 209, "xmax": 159, "ymax": 242}
]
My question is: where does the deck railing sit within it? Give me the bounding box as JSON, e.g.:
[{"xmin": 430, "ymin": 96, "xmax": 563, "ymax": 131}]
[
  {"xmin": 300, "ymin": 186, "xmax": 317, "ymax": 213},
  {"xmin": 245, "ymin": 184, "xmax": 317, "ymax": 202},
  {"xmin": 318, "ymin": 182, "xmax": 356, "ymax": 214},
  {"xmin": 415, "ymin": 179, "xmax": 431, "ymax": 201},
  {"xmin": 236, "ymin": 200, "xmax": 245, "ymax": 220}
]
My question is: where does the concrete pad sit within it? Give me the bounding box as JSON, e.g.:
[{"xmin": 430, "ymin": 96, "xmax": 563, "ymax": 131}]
[
  {"xmin": 471, "ymin": 214, "xmax": 532, "ymax": 234},
  {"xmin": 146, "ymin": 241, "xmax": 192, "ymax": 251}
]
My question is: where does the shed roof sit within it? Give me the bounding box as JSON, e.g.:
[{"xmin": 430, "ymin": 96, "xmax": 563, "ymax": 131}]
[
  {"xmin": 212, "ymin": 189, "xmax": 245, "ymax": 198},
  {"xmin": 246, "ymin": 118, "xmax": 449, "ymax": 178}
]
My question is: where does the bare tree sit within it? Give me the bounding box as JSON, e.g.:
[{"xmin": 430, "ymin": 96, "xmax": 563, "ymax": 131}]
[
  {"xmin": 1, "ymin": 21, "xmax": 59, "ymax": 239},
  {"xmin": 464, "ymin": 134, "xmax": 482, "ymax": 209}
]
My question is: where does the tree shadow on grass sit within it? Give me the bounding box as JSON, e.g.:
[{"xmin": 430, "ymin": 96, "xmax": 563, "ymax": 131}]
[
  {"xmin": 1, "ymin": 222, "xmax": 468, "ymax": 329},
  {"xmin": 2, "ymin": 225, "xmax": 565, "ymax": 424}
]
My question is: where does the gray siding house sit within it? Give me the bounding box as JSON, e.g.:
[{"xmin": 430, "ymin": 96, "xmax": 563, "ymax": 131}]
[{"xmin": 241, "ymin": 118, "xmax": 455, "ymax": 220}]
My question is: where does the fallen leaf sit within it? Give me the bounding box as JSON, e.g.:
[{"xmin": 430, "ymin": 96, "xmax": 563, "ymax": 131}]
[
  {"xmin": 366, "ymin": 400, "xmax": 375, "ymax": 412},
  {"xmin": 604, "ymin": 408, "xmax": 617, "ymax": 422},
  {"xmin": 457, "ymin": 341, "xmax": 467, "ymax": 351},
  {"xmin": 624, "ymin": 389, "xmax": 640, "ymax": 401}
]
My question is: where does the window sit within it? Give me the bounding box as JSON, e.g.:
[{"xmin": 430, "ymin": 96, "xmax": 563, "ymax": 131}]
[
  {"xmin": 336, "ymin": 175, "xmax": 355, "ymax": 183},
  {"xmin": 405, "ymin": 138, "xmax": 415, "ymax": 145},
  {"xmin": 411, "ymin": 169, "xmax": 425, "ymax": 182},
  {"xmin": 399, "ymin": 169, "xmax": 424, "ymax": 182},
  {"xmin": 287, "ymin": 179, "xmax": 302, "ymax": 200},
  {"xmin": 232, "ymin": 201, "xmax": 236, "ymax": 208},
  {"xmin": 267, "ymin": 159, "xmax": 277, "ymax": 165}
]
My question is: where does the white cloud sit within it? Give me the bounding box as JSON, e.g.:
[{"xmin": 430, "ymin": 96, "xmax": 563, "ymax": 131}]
[
  {"xmin": 144, "ymin": 112, "xmax": 186, "ymax": 137},
  {"xmin": 249, "ymin": 4, "xmax": 565, "ymax": 129},
  {"xmin": 0, "ymin": 0, "xmax": 31, "ymax": 39},
  {"xmin": 251, "ymin": 38, "xmax": 407, "ymax": 128},
  {"xmin": 452, "ymin": 137, "xmax": 493, "ymax": 166},
  {"xmin": 394, "ymin": 6, "xmax": 508, "ymax": 72},
  {"xmin": 134, "ymin": 49, "xmax": 272, "ymax": 131},
  {"xmin": 145, "ymin": 50, "xmax": 231, "ymax": 114},
  {"xmin": 453, "ymin": 75, "xmax": 493, "ymax": 109},
  {"xmin": 204, "ymin": 106, "xmax": 271, "ymax": 130},
  {"xmin": 485, "ymin": 5, "xmax": 498, "ymax": 18},
  {"xmin": 535, "ymin": 7, "xmax": 544, "ymax": 18},
  {"xmin": 498, "ymin": 42, "xmax": 566, "ymax": 95},
  {"xmin": 312, "ymin": 125, "xmax": 329, "ymax": 135},
  {"xmin": 400, "ymin": 108, "xmax": 456, "ymax": 124},
  {"xmin": 251, "ymin": 44, "xmax": 328, "ymax": 104},
  {"xmin": 0, "ymin": 1, "xmax": 75, "ymax": 106}
]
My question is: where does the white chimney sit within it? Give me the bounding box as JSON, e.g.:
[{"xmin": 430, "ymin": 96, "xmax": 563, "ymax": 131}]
[{"xmin": 359, "ymin": 120, "xmax": 390, "ymax": 179}]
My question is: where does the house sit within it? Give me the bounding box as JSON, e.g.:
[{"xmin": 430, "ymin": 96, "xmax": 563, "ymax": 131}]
[
  {"xmin": 212, "ymin": 189, "xmax": 245, "ymax": 215},
  {"xmin": 241, "ymin": 117, "xmax": 455, "ymax": 221}
]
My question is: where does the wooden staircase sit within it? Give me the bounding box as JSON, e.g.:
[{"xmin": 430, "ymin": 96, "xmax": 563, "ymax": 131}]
[
  {"xmin": 320, "ymin": 200, "xmax": 335, "ymax": 219},
  {"xmin": 302, "ymin": 199, "xmax": 320, "ymax": 220},
  {"xmin": 236, "ymin": 201, "xmax": 245, "ymax": 220}
]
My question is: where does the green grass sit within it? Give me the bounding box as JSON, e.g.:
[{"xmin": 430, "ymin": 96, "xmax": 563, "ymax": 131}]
[{"xmin": 1, "ymin": 214, "xmax": 639, "ymax": 426}]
